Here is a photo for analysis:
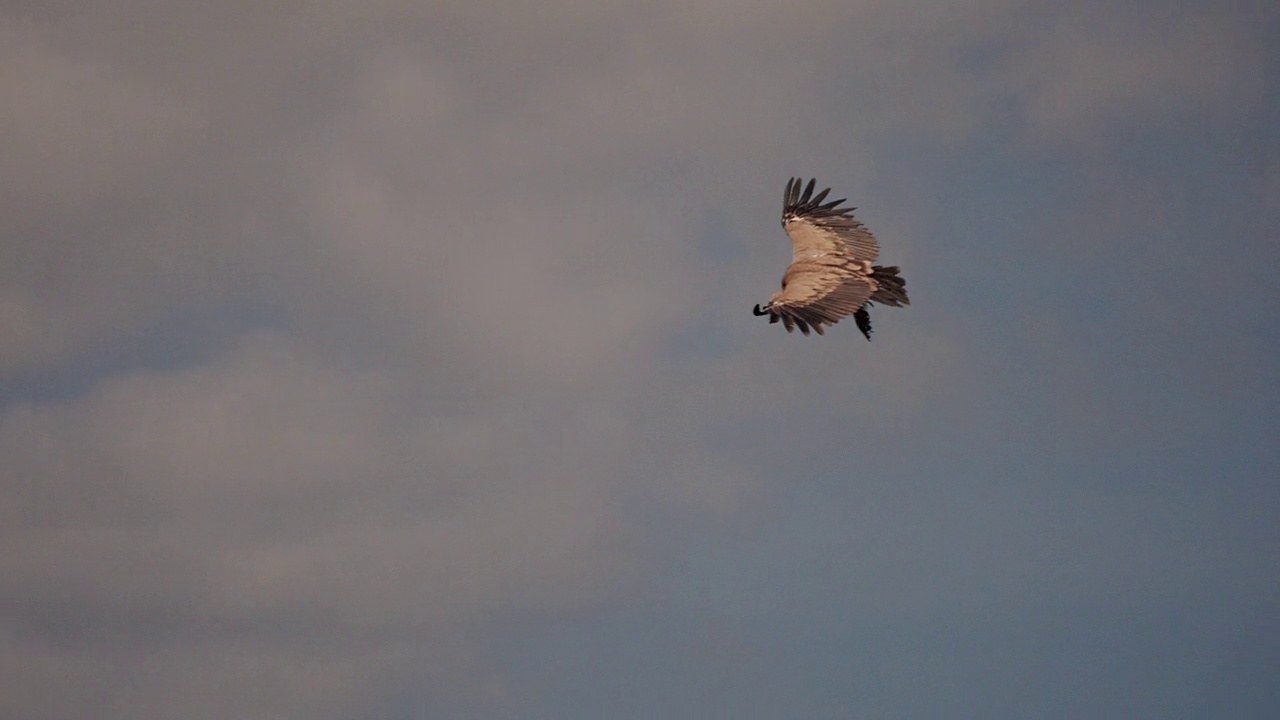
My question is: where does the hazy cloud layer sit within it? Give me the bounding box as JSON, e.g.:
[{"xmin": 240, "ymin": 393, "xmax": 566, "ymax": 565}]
[{"xmin": 2, "ymin": 1, "xmax": 1277, "ymax": 718}]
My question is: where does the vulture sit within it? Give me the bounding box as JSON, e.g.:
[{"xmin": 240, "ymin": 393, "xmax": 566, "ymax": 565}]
[{"xmin": 753, "ymin": 177, "xmax": 909, "ymax": 339}]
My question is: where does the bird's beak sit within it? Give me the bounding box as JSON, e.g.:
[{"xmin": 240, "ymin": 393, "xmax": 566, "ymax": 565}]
[{"xmin": 752, "ymin": 304, "xmax": 767, "ymax": 316}]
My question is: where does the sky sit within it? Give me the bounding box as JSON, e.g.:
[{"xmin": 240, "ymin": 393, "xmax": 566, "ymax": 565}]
[{"xmin": 1, "ymin": 1, "xmax": 1277, "ymax": 718}]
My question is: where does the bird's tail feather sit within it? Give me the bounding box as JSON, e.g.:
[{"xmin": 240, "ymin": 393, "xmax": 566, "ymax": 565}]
[{"xmin": 870, "ymin": 265, "xmax": 909, "ymax": 307}]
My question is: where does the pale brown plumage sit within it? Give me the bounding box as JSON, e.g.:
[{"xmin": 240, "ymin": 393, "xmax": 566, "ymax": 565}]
[{"xmin": 753, "ymin": 178, "xmax": 909, "ymax": 339}]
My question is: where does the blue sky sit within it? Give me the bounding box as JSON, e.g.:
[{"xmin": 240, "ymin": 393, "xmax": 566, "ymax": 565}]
[{"xmin": 2, "ymin": 2, "xmax": 1277, "ymax": 718}]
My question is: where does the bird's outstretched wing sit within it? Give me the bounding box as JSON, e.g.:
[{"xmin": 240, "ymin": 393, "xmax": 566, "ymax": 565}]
[
  {"xmin": 780, "ymin": 177, "xmax": 879, "ymax": 265},
  {"xmin": 754, "ymin": 178, "xmax": 880, "ymax": 335}
]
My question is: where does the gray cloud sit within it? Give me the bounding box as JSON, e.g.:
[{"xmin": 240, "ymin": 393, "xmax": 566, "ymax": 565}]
[{"xmin": 2, "ymin": 1, "xmax": 1276, "ymax": 718}]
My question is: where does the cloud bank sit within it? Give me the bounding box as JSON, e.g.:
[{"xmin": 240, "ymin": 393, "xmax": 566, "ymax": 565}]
[{"xmin": 2, "ymin": 1, "xmax": 1276, "ymax": 717}]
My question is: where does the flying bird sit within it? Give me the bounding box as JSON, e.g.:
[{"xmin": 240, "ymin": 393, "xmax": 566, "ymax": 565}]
[{"xmin": 753, "ymin": 178, "xmax": 909, "ymax": 339}]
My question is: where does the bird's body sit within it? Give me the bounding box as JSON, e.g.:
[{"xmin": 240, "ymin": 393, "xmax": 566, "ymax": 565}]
[{"xmin": 753, "ymin": 178, "xmax": 909, "ymax": 339}]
